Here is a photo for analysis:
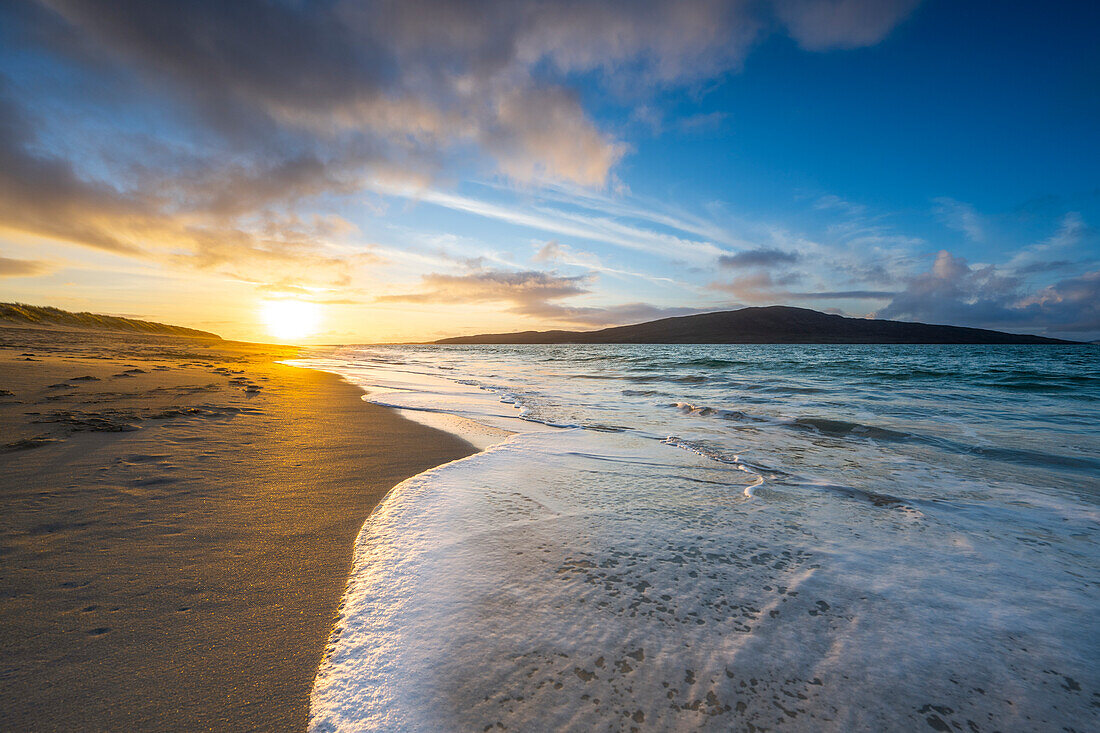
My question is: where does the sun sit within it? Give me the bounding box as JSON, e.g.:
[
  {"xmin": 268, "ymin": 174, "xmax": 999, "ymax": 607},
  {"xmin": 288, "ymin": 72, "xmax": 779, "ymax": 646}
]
[{"xmin": 260, "ymin": 299, "xmax": 322, "ymax": 341}]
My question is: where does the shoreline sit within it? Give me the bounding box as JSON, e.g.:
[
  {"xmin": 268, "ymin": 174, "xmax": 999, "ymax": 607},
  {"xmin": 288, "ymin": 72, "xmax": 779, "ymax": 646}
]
[{"xmin": 0, "ymin": 326, "xmax": 476, "ymax": 730}]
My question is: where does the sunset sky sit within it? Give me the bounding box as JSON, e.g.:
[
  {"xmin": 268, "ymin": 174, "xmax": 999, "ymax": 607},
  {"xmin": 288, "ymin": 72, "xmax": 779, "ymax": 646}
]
[{"xmin": 1, "ymin": 0, "xmax": 1097, "ymax": 343}]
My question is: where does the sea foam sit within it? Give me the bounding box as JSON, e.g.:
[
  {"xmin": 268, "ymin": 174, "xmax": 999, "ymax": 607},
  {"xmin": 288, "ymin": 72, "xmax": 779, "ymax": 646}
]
[{"xmin": 296, "ymin": 345, "xmax": 1099, "ymax": 731}]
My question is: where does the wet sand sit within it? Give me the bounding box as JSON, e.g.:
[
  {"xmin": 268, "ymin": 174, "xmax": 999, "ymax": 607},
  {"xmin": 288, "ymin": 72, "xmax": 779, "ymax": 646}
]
[{"xmin": 0, "ymin": 325, "xmax": 476, "ymax": 731}]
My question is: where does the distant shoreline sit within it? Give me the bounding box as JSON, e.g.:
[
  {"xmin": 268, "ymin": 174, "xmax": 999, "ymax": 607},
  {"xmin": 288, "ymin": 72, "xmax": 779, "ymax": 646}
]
[{"xmin": 434, "ymin": 306, "xmax": 1082, "ymax": 345}]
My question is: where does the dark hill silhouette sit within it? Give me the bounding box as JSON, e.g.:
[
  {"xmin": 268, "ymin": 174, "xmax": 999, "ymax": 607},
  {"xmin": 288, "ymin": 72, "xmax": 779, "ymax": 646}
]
[{"xmin": 435, "ymin": 306, "xmax": 1078, "ymax": 345}]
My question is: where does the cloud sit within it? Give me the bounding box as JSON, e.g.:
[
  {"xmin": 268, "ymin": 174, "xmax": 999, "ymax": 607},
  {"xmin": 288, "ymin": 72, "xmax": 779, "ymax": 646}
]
[
  {"xmin": 718, "ymin": 248, "xmax": 799, "ymax": 268},
  {"xmin": 486, "ymin": 86, "xmax": 626, "ymax": 187},
  {"xmin": 773, "ymin": 0, "xmax": 922, "ymax": 51},
  {"xmin": 519, "ymin": 301, "xmax": 708, "ymax": 327},
  {"xmin": 1014, "ymin": 260, "xmax": 1077, "ymax": 275},
  {"xmin": 1019, "ymin": 271, "xmax": 1100, "ymax": 333},
  {"xmin": 11, "ymin": 0, "xmax": 922, "ymax": 207},
  {"xmin": 1005, "ymin": 211, "xmax": 1093, "ymax": 273},
  {"xmin": 709, "ymin": 271, "xmax": 797, "ymax": 302},
  {"xmin": 813, "ymin": 194, "xmax": 866, "ymax": 216},
  {"xmin": 0, "ymin": 78, "xmax": 380, "ymax": 288},
  {"xmin": 710, "ymin": 271, "xmax": 893, "ymax": 303},
  {"xmin": 678, "ymin": 111, "xmax": 730, "ymax": 133},
  {"xmin": 533, "ymin": 240, "xmax": 566, "ymax": 263},
  {"xmin": 377, "ymin": 267, "xmax": 704, "ymax": 328},
  {"xmin": 530, "ymin": 238, "xmax": 689, "ymax": 288},
  {"xmin": 877, "ymin": 250, "xmax": 1019, "ymax": 323},
  {"xmin": 3, "ymin": 0, "xmax": 925, "ymax": 306},
  {"xmin": 0, "ymin": 256, "xmax": 53, "ymax": 277},
  {"xmin": 933, "ymin": 197, "xmax": 985, "ymax": 242},
  {"xmin": 378, "ymin": 269, "xmax": 591, "ymax": 308},
  {"xmin": 517, "ymin": 0, "xmax": 764, "ymax": 85},
  {"xmin": 877, "ymin": 249, "xmax": 1100, "ymax": 336},
  {"xmin": 377, "ymin": 183, "xmax": 725, "ymax": 262},
  {"xmin": 20, "ymin": 0, "xmax": 769, "ymax": 198},
  {"xmin": 790, "ymin": 289, "xmax": 895, "ymax": 299},
  {"xmin": 0, "ymin": 90, "xmax": 146, "ymax": 256},
  {"xmin": 531, "ymin": 239, "xmax": 610, "ymax": 271}
]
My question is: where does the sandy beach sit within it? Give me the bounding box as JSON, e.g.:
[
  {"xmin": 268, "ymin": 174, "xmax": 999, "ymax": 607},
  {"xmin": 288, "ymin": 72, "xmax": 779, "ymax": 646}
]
[{"xmin": 0, "ymin": 325, "xmax": 475, "ymax": 731}]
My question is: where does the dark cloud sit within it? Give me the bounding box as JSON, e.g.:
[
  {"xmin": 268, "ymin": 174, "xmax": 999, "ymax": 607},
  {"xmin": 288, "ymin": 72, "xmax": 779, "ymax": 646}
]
[
  {"xmin": 877, "ymin": 250, "xmax": 1100, "ymax": 337},
  {"xmin": 789, "ymin": 290, "xmax": 895, "ymax": 299},
  {"xmin": 0, "ymin": 77, "xmax": 377, "ymax": 288},
  {"xmin": 0, "ymin": 256, "xmax": 53, "ymax": 277},
  {"xmin": 0, "ymin": 89, "xmax": 146, "ymax": 256},
  {"xmin": 3, "ymin": 0, "xmax": 922, "ymax": 295},
  {"xmin": 39, "ymin": 0, "xmax": 385, "ymax": 127},
  {"xmin": 773, "ymin": 0, "xmax": 921, "ymax": 51},
  {"xmin": 1014, "ymin": 260, "xmax": 1077, "ymax": 275},
  {"xmin": 717, "ymin": 248, "xmax": 799, "ymax": 268},
  {"xmin": 1022, "ymin": 271, "xmax": 1100, "ymax": 334},
  {"xmin": 877, "ymin": 250, "xmax": 1024, "ymax": 325},
  {"xmin": 12, "ymin": 0, "xmax": 922, "ymax": 193}
]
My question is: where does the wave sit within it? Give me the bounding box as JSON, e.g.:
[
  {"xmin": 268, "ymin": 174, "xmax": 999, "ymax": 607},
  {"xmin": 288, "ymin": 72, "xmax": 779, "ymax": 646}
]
[
  {"xmin": 800, "ymin": 481, "xmax": 911, "ymax": 508},
  {"xmin": 302, "ymin": 345, "xmax": 1099, "ymax": 733},
  {"xmin": 664, "ymin": 401, "xmax": 1100, "ymax": 475},
  {"xmin": 661, "ymin": 436, "xmax": 913, "ymax": 509},
  {"xmin": 787, "ymin": 417, "xmax": 913, "ymax": 442}
]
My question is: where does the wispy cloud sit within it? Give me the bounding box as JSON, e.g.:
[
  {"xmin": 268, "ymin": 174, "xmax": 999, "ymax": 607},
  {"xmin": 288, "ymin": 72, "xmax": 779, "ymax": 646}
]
[
  {"xmin": 518, "ymin": 301, "xmax": 708, "ymax": 328},
  {"xmin": 1004, "ymin": 211, "xmax": 1093, "ymax": 273},
  {"xmin": 375, "ymin": 182, "xmax": 725, "ymax": 262},
  {"xmin": 378, "ymin": 269, "xmax": 592, "ymax": 307},
  {"xmin": 709, "ymin": 271, "xmax": 893, "ymax": 304},
  {"xmin": 377, "ymin": 266, "xmax": 707, "ymax": 329},
  {"xmin": 531, "ymin": 239, "xmax": 690, "ymax": 288},
  {"xmin": 0, "ymin": 255, "xmax": 53, "ymax": 277},
  {"xmin": 718, "ymin": 248, "xmax": 799, "ymax": 268},
  {"xmin": 933, "ymin": 197, "xmax": 986, "ymax": 242}
]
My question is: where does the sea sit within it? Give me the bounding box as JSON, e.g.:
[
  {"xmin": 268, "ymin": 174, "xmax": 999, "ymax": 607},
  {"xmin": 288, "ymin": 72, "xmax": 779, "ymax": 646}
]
[{"xmin": 293, "ymin": 344, "xmax": 1099, "ymax": 732}]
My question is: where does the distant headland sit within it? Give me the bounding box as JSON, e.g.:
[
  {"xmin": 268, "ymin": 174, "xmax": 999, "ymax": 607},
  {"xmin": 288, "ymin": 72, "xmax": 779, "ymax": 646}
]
[{"xmin": 435, "ymin": 306, "xmax": 1080, "ymax": 345}]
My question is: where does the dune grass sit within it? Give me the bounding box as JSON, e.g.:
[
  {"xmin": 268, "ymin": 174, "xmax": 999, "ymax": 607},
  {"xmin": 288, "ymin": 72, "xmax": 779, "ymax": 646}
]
[{"xmin": 0, "ymin": 303, "xmax": 220, "ymax": 339}]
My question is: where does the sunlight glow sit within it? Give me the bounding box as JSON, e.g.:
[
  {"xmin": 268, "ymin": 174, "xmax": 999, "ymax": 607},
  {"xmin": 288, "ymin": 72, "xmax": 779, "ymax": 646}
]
[{"xmin": 260, "ymin": 299, "xmax": 322, "ymax": 341}]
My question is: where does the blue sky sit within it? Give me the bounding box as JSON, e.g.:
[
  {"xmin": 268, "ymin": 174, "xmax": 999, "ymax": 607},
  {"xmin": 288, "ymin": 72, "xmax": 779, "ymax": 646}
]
[{"xmin": 1, "ymin": 0, "xmax": 1097, "ymax": 341}]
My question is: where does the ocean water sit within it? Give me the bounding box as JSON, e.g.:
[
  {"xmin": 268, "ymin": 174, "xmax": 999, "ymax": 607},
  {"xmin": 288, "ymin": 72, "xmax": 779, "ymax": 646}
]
[{"xmin": 294, "ymin": 344, "xmax": 1100, "ymax": 732}]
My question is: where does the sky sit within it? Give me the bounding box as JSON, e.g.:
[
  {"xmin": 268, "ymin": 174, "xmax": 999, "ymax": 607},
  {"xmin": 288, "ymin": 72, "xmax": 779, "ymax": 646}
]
[{"xmin": 1, "ymin": 0, "xmax": 1098, "ymax": 343}]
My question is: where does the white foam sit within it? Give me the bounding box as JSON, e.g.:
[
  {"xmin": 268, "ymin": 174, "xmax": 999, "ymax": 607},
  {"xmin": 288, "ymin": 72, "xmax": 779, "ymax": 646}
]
[
  {"xmin": 309, "ymin": 426, "xmax": 1096, "ymax": 732},
  {"xmin": 383, "ymin": 404, "xmax": 513, "ymax": 452},
  {"xmin": 292, "ymin": 346, "xmax": 1099, "ymax": 732}
]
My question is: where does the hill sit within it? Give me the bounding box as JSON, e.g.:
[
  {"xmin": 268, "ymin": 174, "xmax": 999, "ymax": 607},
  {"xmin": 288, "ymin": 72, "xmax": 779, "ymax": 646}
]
[
  {"xmin": 0, "ymin": 303, "xmax": 221, "ymax": 339},
  {"xmin": 435, "ymin": 306, "xmax": 1078, "ymax": 345}
]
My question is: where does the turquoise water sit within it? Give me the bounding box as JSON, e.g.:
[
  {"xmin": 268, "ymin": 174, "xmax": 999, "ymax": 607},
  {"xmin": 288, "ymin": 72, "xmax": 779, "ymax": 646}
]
[{"xmin": 302, "ymin": 344, "xmax": 1099, "ymax": 732}]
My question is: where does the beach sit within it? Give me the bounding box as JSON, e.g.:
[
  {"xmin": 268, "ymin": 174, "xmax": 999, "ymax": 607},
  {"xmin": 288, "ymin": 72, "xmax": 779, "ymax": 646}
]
[
  {"xmin": 2, "ymin": 328, "xmax": 1097, "ymax": 732},
  {"xmin": 0, "ymin": 326, "xmax": 474, "ymax": 731}
]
